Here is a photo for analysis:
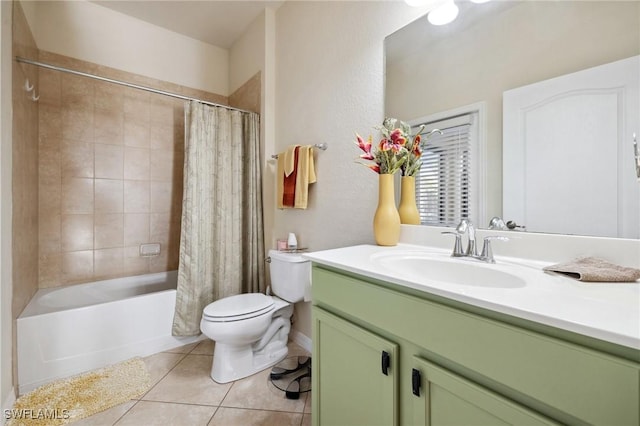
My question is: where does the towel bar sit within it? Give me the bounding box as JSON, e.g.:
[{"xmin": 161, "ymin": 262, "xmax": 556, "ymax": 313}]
[{"xmin": 271, "ymin": 143, "xmax": 327, "ymax": 159}]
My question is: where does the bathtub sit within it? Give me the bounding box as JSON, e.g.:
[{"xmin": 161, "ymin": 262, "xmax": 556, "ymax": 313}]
[{"xmin": 17, "ymin": 271, "xmax": 203, "ymax": 394}]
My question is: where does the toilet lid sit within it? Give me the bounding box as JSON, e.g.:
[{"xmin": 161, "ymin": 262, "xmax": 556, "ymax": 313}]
[{"xmin": 203, "ymin": 293, "xmax": 275, "ymax": 320}]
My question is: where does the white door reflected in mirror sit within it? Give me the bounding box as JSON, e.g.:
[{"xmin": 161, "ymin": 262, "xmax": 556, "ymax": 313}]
[{"xmin": 503, "ymin": 56, "xmax": 639, "ymax": 239}]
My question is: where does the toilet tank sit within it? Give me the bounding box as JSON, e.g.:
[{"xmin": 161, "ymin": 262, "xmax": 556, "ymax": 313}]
[{"xmin": 268, "ymin": 250, "xmax": 311, "ymax": 303}]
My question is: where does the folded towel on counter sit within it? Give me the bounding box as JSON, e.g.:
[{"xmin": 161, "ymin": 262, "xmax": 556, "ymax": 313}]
[
  {"xmin": 282, "ymin": 146, "xmax": 300, "ymax": 208},
  {"xmin": 294, "ymin": 145, "xmax": 317, "ymax": 209},
  {"xmin": 543, "ymin": 257, "xmax": 640, "ymax": 282}
]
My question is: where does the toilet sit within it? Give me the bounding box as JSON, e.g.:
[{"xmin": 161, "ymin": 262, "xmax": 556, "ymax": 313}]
[{"xmin": 200, "ymin": 250, "xmax": 311, "ymax": 383}]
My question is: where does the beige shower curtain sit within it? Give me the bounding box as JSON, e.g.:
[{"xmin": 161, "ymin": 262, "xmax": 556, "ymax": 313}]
[{"xmin": 172, "ymin": 101, "xmax": 265, "ymax": 336}]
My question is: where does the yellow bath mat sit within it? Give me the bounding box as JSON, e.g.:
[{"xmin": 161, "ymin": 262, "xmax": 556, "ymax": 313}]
[{"xmin": 6, "ymin": 357, "xmax": 150, "ymax": 426}]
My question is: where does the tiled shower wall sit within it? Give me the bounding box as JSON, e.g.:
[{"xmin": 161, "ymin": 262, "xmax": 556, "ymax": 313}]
[
  {"xmin": 37, "ymin": 52, "xmax": 228, "ymax": 287},
  {"xmin": 12, "ymin": 1, "xmax": 40, "ymax": 386}
]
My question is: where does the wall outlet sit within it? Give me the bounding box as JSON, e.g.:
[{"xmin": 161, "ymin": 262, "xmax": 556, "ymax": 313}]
[{"xmin": 139, "ymin": 243, "xmax": 161, "ymax": 257}]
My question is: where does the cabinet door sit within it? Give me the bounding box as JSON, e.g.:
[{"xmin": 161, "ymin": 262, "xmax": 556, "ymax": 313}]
[
  {"xmin": 410, "ymin": 356, "xmax": 558, "ymax": 426},
  {"xmin": 312, "ymin": 308, "xmax": 398, "ymax": 426}
]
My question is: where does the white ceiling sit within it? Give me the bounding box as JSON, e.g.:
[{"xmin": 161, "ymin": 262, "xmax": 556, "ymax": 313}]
[{"xmin": 92, "ymin": 0, "xmax": 284, "ymax": 49}]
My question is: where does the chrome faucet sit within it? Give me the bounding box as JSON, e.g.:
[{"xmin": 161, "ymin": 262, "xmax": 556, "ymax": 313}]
[
  {"xmin": 478, "ymin": 236, "xmax": 509, "ymax": 263},
  {"xmin": 442, "ymin": 219, "xmax": 508, "ymax": 263},
  {"xmin": 456, "ymin": 219, "xmax": 477, "ymax": 256}
]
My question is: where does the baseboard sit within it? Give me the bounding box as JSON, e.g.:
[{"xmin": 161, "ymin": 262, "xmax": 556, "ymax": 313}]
[{"xmin": 290, "ymin": 329, "xmax": 312, "ymax": 353}]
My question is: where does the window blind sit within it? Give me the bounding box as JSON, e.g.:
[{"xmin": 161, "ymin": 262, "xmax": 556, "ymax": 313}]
[{"xmin": 415, "ymin": 114, "xmax": 474, "ymax": 226}]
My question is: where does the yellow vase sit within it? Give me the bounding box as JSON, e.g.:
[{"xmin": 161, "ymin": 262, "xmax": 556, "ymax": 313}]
[
  {"xmin": 398, "ymin": 176, "xmax": 420, "ymax": 225},
  {"xmin": 373, "ymin": 174, "xmax": 401, "ymax": 246}
]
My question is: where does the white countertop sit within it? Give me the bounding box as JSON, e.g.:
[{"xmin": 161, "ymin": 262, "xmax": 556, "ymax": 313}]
[{"xmin": 304, "ymin": 243, "xmax": 640, "ymax": 350}]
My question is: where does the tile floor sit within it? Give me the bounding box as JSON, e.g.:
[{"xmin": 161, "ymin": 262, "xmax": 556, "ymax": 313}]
[{"xmin": 75, "ymin": 340, "xmax": 312, "ymax": 426}]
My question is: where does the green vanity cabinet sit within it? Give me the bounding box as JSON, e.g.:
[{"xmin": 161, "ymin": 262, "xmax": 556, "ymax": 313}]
[
  {"xmin": 313, "ymin": 308, "xmax": 398, "ymax": 426},
  {"xmin": 311, "ymin": 264, "xmax": 640, "ymax": 426},
  {"xmin": 410, "ymin": 356, "xmax": 557, "ymax": 426}
]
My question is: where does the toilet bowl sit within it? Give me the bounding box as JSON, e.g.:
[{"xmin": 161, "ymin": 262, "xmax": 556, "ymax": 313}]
[{"xmin": 200, "ymin": 250, "xmax": 311, "ymax": 383}]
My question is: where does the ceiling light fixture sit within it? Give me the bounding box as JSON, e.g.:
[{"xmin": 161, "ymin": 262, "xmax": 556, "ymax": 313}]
[{"xmin": 428, "ymin": 0, "xmax": 459, "ymax": 26}]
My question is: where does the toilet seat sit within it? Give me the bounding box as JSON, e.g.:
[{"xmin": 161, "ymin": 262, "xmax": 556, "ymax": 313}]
[{"xmin": 203, "ymin": 293, "xmax": 275, "ymax": 323}]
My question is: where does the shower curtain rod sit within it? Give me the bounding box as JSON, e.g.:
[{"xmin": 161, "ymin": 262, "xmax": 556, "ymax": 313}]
[{"xmin": 15, "ymin": 56, "xmax": 253, "ymax": 114}]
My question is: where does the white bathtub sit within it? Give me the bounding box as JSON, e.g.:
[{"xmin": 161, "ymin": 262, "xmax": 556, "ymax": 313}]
[{"xmin": 17, "ymin": 271, "xmax": 203, "ymax": 394}]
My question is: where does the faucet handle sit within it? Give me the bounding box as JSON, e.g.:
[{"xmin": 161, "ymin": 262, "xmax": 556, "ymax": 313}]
[
  {"xmin": 441, "ymin": 231, "xmax": 464, "ymax": 257},
  {"xmin": 488, "ymin": 216, "xmax": 507, "ymax": 230},
  {"xmin": 480, "ymin": 236, "xmax": 509, "ymax": 263},
  {"xmin": 506, "ymin": 220, "xmax": 526, "ymax": 231}
]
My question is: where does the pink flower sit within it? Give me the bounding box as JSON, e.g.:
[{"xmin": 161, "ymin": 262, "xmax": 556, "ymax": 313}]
[
  {"xmin": 353, "ymin": 119, "xmax": 417, "ymax": 175},
  {"xmin": 380, "ymin": 136, "xmax": 404, "ymax": 153},
  {"xmin": 389, "ymin": 129, "xmax": 407, "ymax": 147},
  {"xmin": 411, "ymin": 135, "xmax": 422, "ymax": 157},
  {"xmin": 355, "ymin": 133, "xmax": 374, "ymax": 160}
]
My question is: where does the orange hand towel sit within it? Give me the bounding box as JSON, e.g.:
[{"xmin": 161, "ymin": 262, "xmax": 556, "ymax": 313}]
[{"xmin": 282, "ymin": 146, "xmax": 300, "ymax": 207}]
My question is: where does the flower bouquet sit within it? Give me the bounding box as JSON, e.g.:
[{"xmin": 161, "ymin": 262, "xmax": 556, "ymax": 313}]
[{"xmin": 354, "ymin": 118, "xmax": 441, "ymax": 232}]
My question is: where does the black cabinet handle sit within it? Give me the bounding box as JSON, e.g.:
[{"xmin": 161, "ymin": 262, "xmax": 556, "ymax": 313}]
[
  {"xmin": 412, "ymin": 368, "xmax": 421, "ymax": 396},
  {"xmin": 381, "ymin": 351, "xmax": 390, "ymax": 375}
]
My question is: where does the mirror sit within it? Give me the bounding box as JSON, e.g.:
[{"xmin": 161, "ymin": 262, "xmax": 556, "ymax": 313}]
[{"xmin": 385, "ymin": 0, "xmax": 640, "ymax": 238}]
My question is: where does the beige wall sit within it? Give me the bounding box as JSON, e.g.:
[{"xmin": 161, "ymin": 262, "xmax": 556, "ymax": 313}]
[
  {"xmin": 273, "ymin": 1, "xmax": 429, "ymax": 340},
  {"xmin": 229, "ymin": 72, "xmax": 261, "ymax": 114},
  {"xmin": 12, "ymin": 0, "xmax": 38, "ymax": 314},
  {"xmin": 228, "ymin": 11, "xmax": 265, "ymax": 114},
  {"xmin": 273, "ymin": 1, "xmax": 428, "ymax": 250},
  {"xmin": 386, "ymin": 1, "xmax": 640, "ymax": 220},
  {"xmin": 11, "ymin": 1, "xmax": 39, "ymax": 390},
  {"xmin": 1, "ymin": 0, "xmax": 14, "ymax": 410},
  {"xmin": 229, "ymin": 11, "xmax": 266, "ymax": 96},
  {"xmin": 228, "ymin": 9, "xmax": 276, "ymax": 294},
  {"xmin": 21, "ymin": 0, "xmax": 229, "ymax": 96}
]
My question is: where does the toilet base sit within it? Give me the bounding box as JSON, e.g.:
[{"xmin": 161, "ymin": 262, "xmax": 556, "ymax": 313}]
[
  {"xmin": 210, "ymin": 341, "xmax": 288, "ymax": 383},
  {"xmin": 211, "ymin": 302, "xmax": 293, "ymax": 383},
  {"xmin": 204, "ymin": 298, "xmax": 294, "ymax": 383}
]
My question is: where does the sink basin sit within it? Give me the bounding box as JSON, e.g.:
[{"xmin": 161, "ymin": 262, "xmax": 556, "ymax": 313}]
[{"xmin": 372, "ymin": 252, "xmax": 527, "ymax": 288}]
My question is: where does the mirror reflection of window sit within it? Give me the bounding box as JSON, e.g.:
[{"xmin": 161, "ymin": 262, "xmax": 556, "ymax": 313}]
[{"xmin": 413, "ymin": 110, "xmax": 482, "ymax": 226}]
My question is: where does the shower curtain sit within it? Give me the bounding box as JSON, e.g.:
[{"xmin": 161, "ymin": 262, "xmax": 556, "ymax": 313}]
[{"xmin": 172, "ymin": 101, "xmax": 265, "ymax": 336}]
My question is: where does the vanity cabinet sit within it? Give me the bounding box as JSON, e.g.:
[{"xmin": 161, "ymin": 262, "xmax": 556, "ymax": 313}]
[
  {"xmin": 314, "ymin": 308, "xmax": 398, "ymax": 425},
  {"xmin": 311, "ymin": 265, "xmax": 640, "ymax": 426},
  {"xmin": 409, "ymin": 356, "xmax": 555, "ymax": 425}
]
